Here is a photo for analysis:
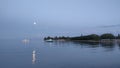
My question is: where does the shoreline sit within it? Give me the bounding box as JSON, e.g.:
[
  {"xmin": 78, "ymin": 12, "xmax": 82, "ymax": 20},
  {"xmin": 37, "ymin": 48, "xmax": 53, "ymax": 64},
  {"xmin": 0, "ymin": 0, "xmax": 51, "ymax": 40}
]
[
  {"xmin": 44, "ymin": 38, "xmax": 120, "ymax": 43},
  {"xmin": 44, "ymin": 33, "xmax": 120, "ymax": 43}
]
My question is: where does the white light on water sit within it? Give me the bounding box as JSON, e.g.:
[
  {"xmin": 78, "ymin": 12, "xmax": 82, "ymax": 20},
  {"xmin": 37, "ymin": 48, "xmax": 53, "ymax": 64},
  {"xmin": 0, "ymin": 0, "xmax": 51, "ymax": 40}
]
[{"xmin": 32, "ymin": 50, "xmax": 36, "ymax": 64}]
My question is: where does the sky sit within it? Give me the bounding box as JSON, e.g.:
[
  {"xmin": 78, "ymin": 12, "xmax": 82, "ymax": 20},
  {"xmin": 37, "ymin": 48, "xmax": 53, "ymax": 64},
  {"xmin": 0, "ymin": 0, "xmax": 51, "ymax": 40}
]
[{"xmin": 0, "ymin": 0, "xmax": 120, "ymax": 38}]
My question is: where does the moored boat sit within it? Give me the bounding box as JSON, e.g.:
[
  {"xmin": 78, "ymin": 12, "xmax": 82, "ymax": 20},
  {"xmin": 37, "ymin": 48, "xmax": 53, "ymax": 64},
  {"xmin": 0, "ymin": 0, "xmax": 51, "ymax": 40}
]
[{"xmin": 45, "ymin": 39, "xmax": 53, "ymax": 42}]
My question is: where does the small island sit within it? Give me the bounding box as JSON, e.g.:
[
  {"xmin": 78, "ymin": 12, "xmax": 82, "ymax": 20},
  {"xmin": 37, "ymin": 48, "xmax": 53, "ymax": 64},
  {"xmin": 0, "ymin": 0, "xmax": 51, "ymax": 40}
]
[{"xmin": 44, "ymin": 33, "xmax": 120, "ymax": 43}]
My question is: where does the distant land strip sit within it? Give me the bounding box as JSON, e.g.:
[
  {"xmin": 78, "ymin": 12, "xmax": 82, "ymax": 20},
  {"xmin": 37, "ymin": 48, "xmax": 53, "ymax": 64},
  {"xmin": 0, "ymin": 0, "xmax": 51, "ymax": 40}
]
[{"xmin": 44, "ymin": 33, "xmax": 120, "ymax": 43}]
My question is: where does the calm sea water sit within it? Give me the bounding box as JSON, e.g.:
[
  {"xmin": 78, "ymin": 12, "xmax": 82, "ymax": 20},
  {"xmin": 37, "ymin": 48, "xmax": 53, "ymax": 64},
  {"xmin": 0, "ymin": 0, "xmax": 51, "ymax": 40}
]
[{"xmin": 0, "ymin": 39, "xmax": 120, "ymax": 68}]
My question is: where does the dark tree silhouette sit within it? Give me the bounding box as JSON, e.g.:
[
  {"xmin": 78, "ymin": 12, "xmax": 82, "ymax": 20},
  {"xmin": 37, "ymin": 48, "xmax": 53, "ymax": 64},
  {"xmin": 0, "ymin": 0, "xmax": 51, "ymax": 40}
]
[{"xmin": 100, "ymin": 33, "xmax": 115, "ymax": 39}]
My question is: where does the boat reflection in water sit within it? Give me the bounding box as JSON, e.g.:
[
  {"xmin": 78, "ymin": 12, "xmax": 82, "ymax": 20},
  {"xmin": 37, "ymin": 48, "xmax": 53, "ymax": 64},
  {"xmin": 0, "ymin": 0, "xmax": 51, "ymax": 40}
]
[
  {"xmin": 22, "ymin": 39, "xmax": 30, "ymax": 44},
  {"xmin": 32, "ymin": 50, "xmax": 36, "ymax": 64}
]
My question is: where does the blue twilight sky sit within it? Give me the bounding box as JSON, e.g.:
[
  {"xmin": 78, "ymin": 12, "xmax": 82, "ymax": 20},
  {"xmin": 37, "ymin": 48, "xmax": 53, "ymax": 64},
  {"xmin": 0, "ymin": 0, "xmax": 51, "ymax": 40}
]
[{"xmin": 0, "ymin": 0, "xmax": 120, "ymax": 38}]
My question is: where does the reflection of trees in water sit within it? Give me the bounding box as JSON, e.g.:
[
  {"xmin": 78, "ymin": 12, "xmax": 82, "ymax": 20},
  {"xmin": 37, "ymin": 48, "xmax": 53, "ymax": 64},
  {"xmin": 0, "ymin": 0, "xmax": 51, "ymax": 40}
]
[
  {"xmin": 72, "ymin": 41, "xmax": 100, "ymax": 48},
  {"xmin": 45, "ymin": 41, "xmax": 117, "ymax": 51},
  {"xmin": 100, "ymin": 42, "xmax": 114, "ymax": 48},
  {"xmin": 53, "ymin": 41, "xmax": 70, "ymax": 45},
  {"xmin": 44, "ymin": 41, "xmax": 72, "ymax": 47},
  {"xmin": 72, "ymin": 41, "xmax": 116, "ymax": 51},
  {"xmin": 117, "ymin": 42, "xmax": 120, "ymax": 49},
  {"xmin": 100, "ymin": 42, "xmax": 115, "ymax": 51}
]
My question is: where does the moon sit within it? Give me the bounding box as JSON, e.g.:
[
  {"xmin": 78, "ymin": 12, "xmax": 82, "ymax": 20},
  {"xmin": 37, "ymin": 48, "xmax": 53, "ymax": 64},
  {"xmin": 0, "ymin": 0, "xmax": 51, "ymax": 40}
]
[{"xmin": 33, "ymin": 22, "xmax": 36, "ymax": 25}]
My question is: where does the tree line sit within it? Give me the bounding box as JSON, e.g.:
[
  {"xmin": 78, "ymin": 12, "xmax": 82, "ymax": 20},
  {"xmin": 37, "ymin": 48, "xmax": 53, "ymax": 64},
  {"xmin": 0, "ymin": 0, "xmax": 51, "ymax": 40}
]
[{"xmin": 44, "ymin": 33, "xmax": 120, "ymax": 41}]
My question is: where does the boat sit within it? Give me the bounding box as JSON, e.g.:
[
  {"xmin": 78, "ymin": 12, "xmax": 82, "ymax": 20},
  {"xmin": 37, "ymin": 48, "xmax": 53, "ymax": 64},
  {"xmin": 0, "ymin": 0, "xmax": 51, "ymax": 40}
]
[{"xmin": 45, "ymin": 39, "xmax": 53, "ymax": 42}]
